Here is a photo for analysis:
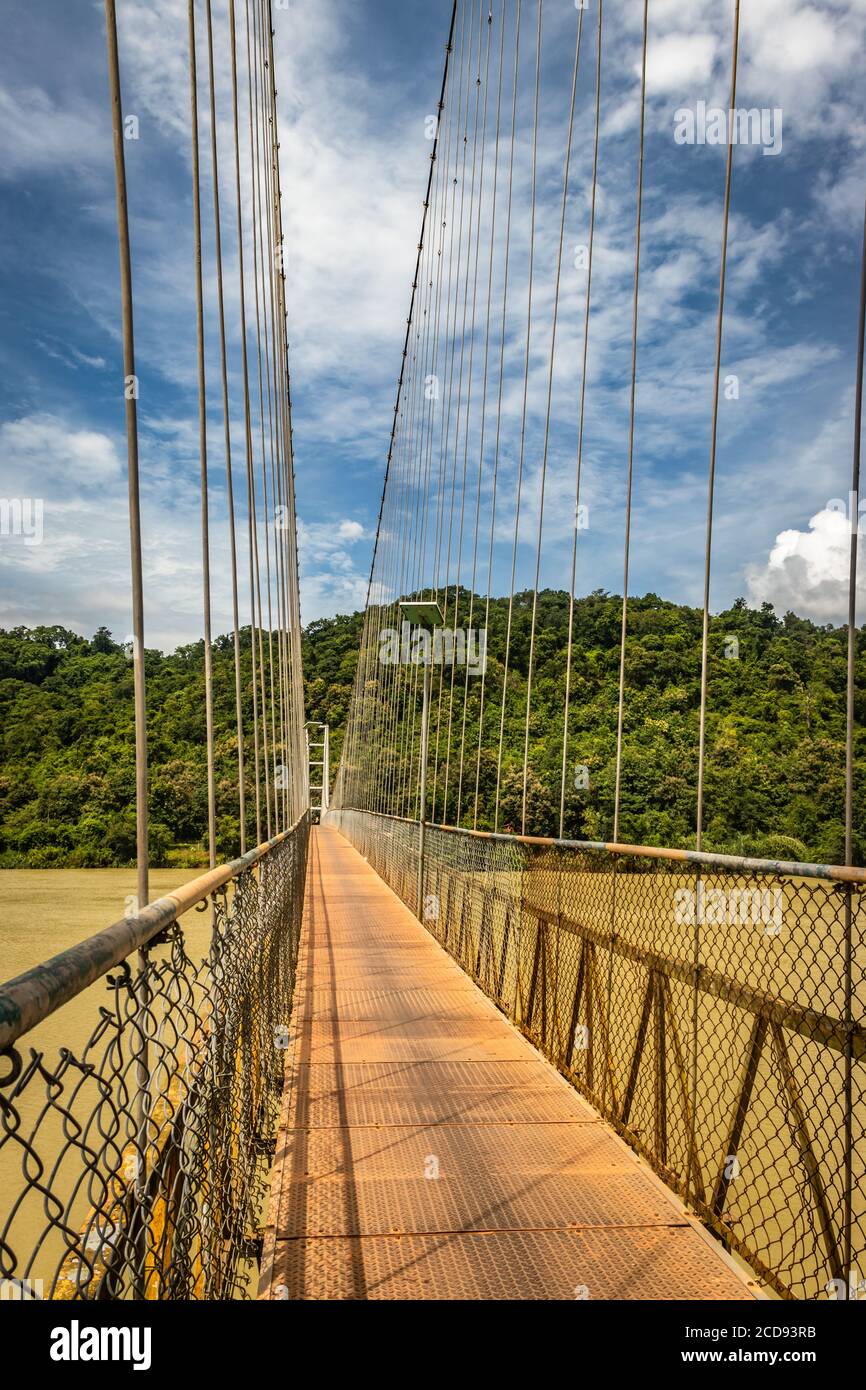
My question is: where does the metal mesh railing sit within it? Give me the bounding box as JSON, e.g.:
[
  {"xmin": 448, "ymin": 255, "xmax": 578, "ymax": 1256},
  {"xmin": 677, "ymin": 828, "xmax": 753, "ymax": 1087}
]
[
  {"xmin": 0, "ymin": 814, "xmax": 309, "ymax": 1301},
  {"xmin": 329, "ymin": 807, "xmax": 865, "ymax": 1302}
]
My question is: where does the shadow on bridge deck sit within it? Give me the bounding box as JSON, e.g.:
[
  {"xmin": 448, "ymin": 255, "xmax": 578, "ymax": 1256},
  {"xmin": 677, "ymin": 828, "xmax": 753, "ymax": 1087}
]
[{"xmin": 259, "ymin": 826, "xmax": 756, "ymax": 1301}]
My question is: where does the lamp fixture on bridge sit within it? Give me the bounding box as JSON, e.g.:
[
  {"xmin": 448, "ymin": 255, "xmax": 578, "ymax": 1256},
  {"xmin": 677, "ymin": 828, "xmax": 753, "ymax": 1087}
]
[{"xmin": 398, "ymin": 599, "xmax": 444, "ymax": 631}]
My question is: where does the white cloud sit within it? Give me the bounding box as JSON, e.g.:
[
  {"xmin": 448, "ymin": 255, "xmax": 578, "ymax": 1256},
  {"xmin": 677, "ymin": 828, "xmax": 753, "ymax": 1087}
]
[
  {"xmin": 0, "ymin": 85, "xmax": 105, "ymax": 179},
  {"xmin": 296, "ymin": 516, "xmax": 369, "ymax": 620},
  {"xmin": 35, "ymin": 338, "xmax": 107, "ymax": 372},
  {"xmin": 272, "ymin": 3, "xmax": 435, "ymax": 439},
  {"xmin": 70, "ymin": 348, "xmax": 107, "ymax": 370},
  {"xmin": 0, "ymin": 410, "xmax": 252, "ymax": 652},
  {"xmin": 644, "ymin": 34, "xmax": 717, "ymax": 95},
  {"xmin": 745, "ymin": 5, "xmax": 839, "ymax": 77},
  {"xmin": 745, "ymin": 507, "xmax": 863, "ymax": 622},
  {"xmin": 0, "ymin": 414, "xmax": 122, "ymax": 486}
]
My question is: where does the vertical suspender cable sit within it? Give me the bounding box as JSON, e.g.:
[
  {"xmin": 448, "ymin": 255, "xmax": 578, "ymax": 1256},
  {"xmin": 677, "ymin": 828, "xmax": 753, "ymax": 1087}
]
[
  {"xmin": 603, "ymin": 0, "xmax": 648, "ymax": 1121},
  {"xmin": 441, "ymin": 0, "xmax": 488, "ymax": 823},
  {"xmin": 843, "ymin": 195, "xmax": 866, "ymax": 1291},
  {"xmin": 695, "ymin": 0, "xmax": 740, "ymax": 852},
  {"xmin": 560, "ymin": 0, "xmax": 602, "ymax": 838},
  {"xmin": 844, "ymin": 201, "xmax": 866, "ymax": 870},
  {"xmin": 255, "ymin": 0, "xmax": 286, "ymax": 828},
  {"xmin": 104, "ymin": 0, "xmax": 148, "ymax": 912},
  {"xmin": 689, "ymin": 0, "xmax": 739, "ymax": 1209},
  {"xmin": 362, "ymin": 3, "xmax": 459, "ymax": 616},
  {"xmin": 188, "ymin": 0, "xmax": 218, "ymax": 870},
  {"xmin": 260, "ymin": 3, "xmax": 290, "ymax": 825},
  {"xmin": 104, "ymin": 0, "xmax": 150, "ymax": 1298},
  {"xmin": 245, "ymin": 0, "xmax": 273, "ymax": 838},
  {"xmin": 457, "ymin": 1, "xmax": 503, "ymax": 826},
  {"xmin": 612, "ymin": 0, "xmax": 648, "ymax": 844},
  {"xmin": 230, "ymin": 0, "xmax": 263, "ymax": 846},
  {"xmin": 432, "ymin": 0, "xmax": 468, "ymax": 611},
  {"xmin": 522, "ymin": 0, "xmax": 584, "ymax": 834},
  {"xmin": 266, "ymin": 0, "xmax": 305, "ymax": 821},
  {"xmin": 350, "ymin": 2, "xmax": 458, "ymax": 818},
  {"xmin": 206, "ymin": 0, "xmax": 248, "ymax": 854},
  {"xmin": 431, "ymin": 1, "xmax": 478, "ymax": 822},
  {"xmin": 474, "ymin": 0, "xmax": 520, "ymax": 828},
  {"xmin": 495, "ymin": 0, "xmax": 536, "ymax": 835}
]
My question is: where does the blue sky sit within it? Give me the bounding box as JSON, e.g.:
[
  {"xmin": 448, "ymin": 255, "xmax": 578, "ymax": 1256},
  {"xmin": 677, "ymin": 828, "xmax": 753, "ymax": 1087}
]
[{"xmin": 0, "ymin": 0, "xmax": 864, "ymax": 651}]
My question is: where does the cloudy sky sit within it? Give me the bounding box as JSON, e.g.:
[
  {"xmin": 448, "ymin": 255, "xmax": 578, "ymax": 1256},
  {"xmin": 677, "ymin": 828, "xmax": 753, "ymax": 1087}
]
[{"xmin": 0, "ymin": 0, "xmax": 864, "ymax": 652}]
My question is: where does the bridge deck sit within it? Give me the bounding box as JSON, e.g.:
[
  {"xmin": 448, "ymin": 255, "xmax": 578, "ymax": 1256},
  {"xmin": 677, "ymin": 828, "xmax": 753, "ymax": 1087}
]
[{"xmin": 260, "ymin": 826, "xmax": 755, "ymax": 1301}]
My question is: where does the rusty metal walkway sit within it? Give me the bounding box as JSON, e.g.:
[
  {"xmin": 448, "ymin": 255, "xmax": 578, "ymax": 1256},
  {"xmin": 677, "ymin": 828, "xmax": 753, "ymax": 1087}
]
[{"xmin": 259, "ymin": 826, "xmax": 756, "ymax": 1301}]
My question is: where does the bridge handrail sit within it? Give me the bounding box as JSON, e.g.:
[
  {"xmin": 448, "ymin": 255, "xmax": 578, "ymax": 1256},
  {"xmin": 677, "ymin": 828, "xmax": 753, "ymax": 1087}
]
[
  {"xmin": 342, "ymin": 807, "xmax": 866, "ymax": 884},
  {"xmin": 0, "ymin": 815, "xmax": 306, "ymax": 1054}
]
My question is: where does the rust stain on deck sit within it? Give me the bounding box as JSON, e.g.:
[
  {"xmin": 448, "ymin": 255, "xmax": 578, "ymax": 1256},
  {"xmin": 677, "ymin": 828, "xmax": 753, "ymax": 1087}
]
[{"xmin": 259, "ymin": 827, "xmax": 756, "ymax": 1301}]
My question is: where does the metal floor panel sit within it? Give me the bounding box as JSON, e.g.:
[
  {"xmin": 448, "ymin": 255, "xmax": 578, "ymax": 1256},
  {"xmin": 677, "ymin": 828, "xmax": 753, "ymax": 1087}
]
[
  {"xmin": 294, "ymin": 1021, "xmax": 533, "ymax": 1063},
  {"xmin": 297, "ymin": 987, "xmax": 499, "ymax": 1023},
  {"xmin": 300, "ymin": 970, "xmax": 464, "ymax": 990},
  {"xmin": 304, "ymin": 934, "xmax": 433, "ymax": 945},
  {"xmin": 260, "ymin": 827, "xmax": 755, "ymax": 1302},
  {"xmin": 286, "ymin": 1086, "xmax": 594, "ymax": 1129},
  {"xmin": 289, "ymin": 1061, "xmax": 574, "ymax": 1095},
  {"xmin": 264, "ymin": 1228, "xmax": 754, "ymax": 1301},
  {"xmin": 286, "ymin": 1095, "xmax": 594, "ymax": 1129},
  {"xmin": 299, "ymin": 943, "xmax": 468, "ymax": 962},
  {"xmin": 272, "ymin": 1170, "xmax": 681, "ymax": 1236},
  {"xmin": 300, "ymin": 944, "xmax": 439, "ymax": 959},
  {"xmin": 299, "ymin": 958, "xmax": 437, "ymax": 976},
  {"xmin": 278, "ymin": 1058, "xmax": 588, "ymax": 1129},
  {"xmin": 275, "ymin": 1121, "xmax": 631, "ymax": 1179}
]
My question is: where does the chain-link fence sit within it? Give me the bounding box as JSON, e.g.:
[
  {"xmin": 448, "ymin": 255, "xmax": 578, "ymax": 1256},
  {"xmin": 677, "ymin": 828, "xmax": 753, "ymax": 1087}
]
[
  {"xmin": 328, "ymin": 807, "xmax": 865, "ymax": 1301},
  {"xmin": 0, "ymin": 815, "xmax": 309, "ymax": 1301}
]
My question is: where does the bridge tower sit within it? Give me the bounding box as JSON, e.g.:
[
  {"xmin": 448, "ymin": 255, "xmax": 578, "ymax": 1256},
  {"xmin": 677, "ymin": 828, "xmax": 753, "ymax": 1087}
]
[{"xmin": 306, "ymin": 721, "xmax": 330, "ymax": 821}]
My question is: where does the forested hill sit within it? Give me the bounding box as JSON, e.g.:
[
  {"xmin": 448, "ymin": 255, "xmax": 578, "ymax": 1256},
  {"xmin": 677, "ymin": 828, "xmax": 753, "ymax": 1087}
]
[{"xmin": 1, "ymin": 591, "xmax": 863, "ymax": 869}]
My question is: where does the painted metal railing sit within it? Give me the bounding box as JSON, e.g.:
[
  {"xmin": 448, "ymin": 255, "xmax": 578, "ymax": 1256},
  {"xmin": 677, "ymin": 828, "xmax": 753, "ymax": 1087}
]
[
  {"xmin": 0, "ymin": 814, "xmax": 309, "ymax": 1301},
  {"xmin": 328, "ymin": 807, "xmax": 865, "ymax": 1301}
]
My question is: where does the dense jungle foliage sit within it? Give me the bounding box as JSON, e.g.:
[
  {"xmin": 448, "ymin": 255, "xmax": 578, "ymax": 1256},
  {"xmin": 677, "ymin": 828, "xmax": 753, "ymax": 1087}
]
[{"xmin": 1, "ymin": 589, "xmax": 863, "ymax": 868}]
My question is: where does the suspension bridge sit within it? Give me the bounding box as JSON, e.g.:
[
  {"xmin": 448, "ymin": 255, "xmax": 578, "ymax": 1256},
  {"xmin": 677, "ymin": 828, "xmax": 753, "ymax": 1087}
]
[{"xmin": 0, "ymin": 0, "xmax": 864, "ymax": 1306}]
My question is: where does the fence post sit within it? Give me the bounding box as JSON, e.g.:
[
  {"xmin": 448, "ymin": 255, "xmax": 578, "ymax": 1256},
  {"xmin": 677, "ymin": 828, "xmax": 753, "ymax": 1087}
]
[
  {"xmin": 844, "ymin": 881, "xmax": 853, "ymax": 1294},
  {"xmin": 416, "ymin": 660, "xmax": 433, "ymax": 918},
  {"xmin": 688, "ymin": 864, "xmax": 701, "ymax": 1209}
]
